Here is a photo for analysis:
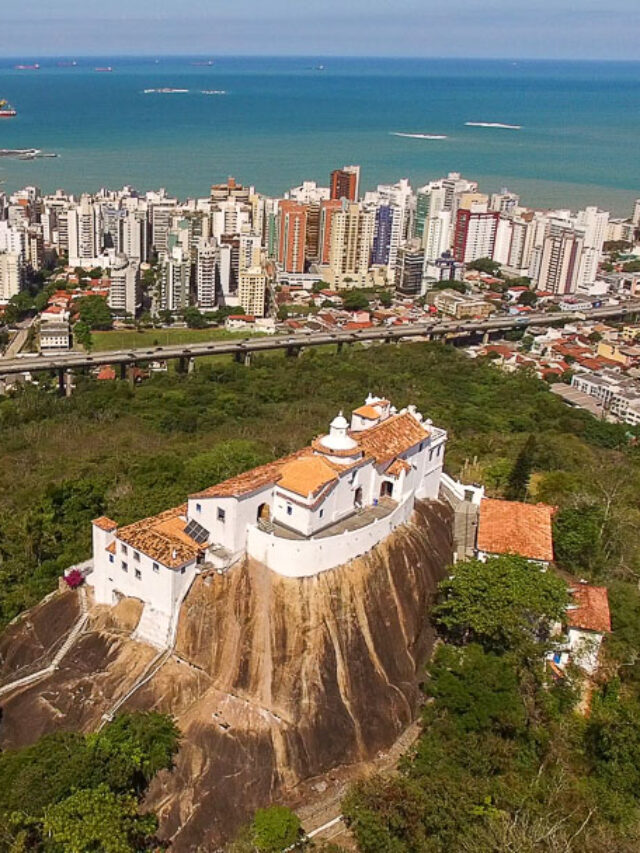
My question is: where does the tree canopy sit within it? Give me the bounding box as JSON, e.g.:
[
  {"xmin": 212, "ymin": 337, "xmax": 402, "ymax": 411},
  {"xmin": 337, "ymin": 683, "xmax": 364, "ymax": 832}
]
[
  {"xmin": 75, "ymin": 295, "xmax": 113, "ymax": 330},
  {"xmin": 433, "ymin": 555, "xmax": 568, "ymax": 652},
  {"xmin": 0, "ymin": 712, "xmax": 179, "ymax": 851}
]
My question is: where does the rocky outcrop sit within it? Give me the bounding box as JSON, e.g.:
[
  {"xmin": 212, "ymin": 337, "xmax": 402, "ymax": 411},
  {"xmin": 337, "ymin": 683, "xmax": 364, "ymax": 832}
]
[{"xmin": 0, "ymin": 500, "xmax": 453, "ymax": 851}]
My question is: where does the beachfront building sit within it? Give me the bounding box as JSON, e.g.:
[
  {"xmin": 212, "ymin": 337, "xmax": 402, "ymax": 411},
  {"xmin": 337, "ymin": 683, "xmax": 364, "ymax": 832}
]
[{"xmin": 88, "ymin": 396, "xmax": 448, "ymax": 647}]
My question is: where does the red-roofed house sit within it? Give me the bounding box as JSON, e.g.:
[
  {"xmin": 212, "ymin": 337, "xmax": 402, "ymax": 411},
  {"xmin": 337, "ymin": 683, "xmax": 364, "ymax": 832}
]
[
  {"xmin": 476, "ymin": 498, "xmax": 555, "ymax": 565},
  {"xmin": 551, "ymin": 583, "xmax": 611, "ymax": 675}
]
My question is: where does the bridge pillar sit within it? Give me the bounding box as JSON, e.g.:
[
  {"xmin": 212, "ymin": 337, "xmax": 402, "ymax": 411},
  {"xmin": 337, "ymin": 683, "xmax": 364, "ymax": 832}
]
[
  {"xmin": 187, "ymin": 357, "xmax": 195, "ymax": 374},
  {"xmin": 337, "ymin": 341, "xmax": 344, "ymax": 354},
  {"xmin": 126, "ymin": 365, "xmax": 136, "ymax": 387},
  {"xmin": 285, "ymin": 345, "xmax": 301, "ymax": 358},
  {"xmin": 57, "ymin": 368, "xmax": 65, "ymax": 396},
  {"xmin": 64, "ymin": 370, "xmax": 74, "ymax": 397},
  {"xmin": 119, "ymin": 363, "xmax": 127, "ymax": 381},
  {"xmin": 482, "ymin": 331, "xmax": 490, "ymax": 345},
  {"xmin": 177, "ymin": 357, "xmax": 187, "ymax": 374}
]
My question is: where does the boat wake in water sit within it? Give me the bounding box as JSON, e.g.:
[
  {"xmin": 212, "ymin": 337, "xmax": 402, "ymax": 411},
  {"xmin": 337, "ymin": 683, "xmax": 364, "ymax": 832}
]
[
  {"xmin": 391, "ymin": 132, "xmax": 448, "ymax": 140},
  {"xmin": 465, "ymin": 121, "xmax": 521, "ymax": 130}
]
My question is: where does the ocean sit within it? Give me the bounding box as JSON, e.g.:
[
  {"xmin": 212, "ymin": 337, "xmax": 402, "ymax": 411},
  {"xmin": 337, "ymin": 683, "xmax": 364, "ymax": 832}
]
[{"xmin": 0, "ymin": 56, "xmax": 639, "ymax": 215}]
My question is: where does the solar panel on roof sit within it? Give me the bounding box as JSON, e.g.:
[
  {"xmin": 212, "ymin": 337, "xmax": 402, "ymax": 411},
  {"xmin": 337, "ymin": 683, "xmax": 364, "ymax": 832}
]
[{"xmin": 184, "ymin": 519, "xmax": 209, "ymax": 544}]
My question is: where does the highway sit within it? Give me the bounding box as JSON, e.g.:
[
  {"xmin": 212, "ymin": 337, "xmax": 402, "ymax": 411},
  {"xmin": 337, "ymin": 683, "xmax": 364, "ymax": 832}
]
[{"xmin": 1, "ymin": 301, "xmax": 639, "ymax": 379}]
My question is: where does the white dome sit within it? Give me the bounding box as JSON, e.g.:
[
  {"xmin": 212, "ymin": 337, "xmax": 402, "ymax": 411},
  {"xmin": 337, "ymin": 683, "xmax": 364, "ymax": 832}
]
[
  {"xmin": 330, "ymin": 413, "xmax": 349, "ymax": 431},
  {"xmin": 320, "ymin": 411, "xmax": 358, "ymax": 452}
]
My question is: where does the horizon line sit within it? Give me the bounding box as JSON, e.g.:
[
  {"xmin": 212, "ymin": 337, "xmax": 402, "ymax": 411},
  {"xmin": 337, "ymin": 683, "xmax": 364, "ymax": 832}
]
[{"xmin": 2, "ymin": 53, "xmax": 640, "ymax": 63}]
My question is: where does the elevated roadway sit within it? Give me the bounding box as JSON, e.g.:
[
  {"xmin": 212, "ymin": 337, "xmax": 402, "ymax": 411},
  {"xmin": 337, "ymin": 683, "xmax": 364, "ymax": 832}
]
[{"xmin": 1, "ymin": 301, "xmax": 639, "ymax": 379}]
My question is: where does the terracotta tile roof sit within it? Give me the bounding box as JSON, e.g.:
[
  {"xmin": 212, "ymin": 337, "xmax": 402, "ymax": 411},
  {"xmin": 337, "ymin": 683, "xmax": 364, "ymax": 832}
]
[
  {"xmin": 92, "ymin": 516, "xmax": 118, "ymax": 532},
  {"xmin": 117, "ymin": 505, "xmax": 205, "ymax": 569},
  {"xmin": 97, "ymin": 366, "xmax": 116, "ymax": 381},
  {"xmin": 190, "ymin": 448, "xmax": 313, "ymax": 499},
  {"xmin": 567, "ymin": 585, "xmax": 611, "ymax": 634},
  {"xmin": 105, "ymin": 541, "xmax": 116, "ymax": 554},
  {"xmin": 477, "ymin": 498, "xmax": 554, "ymax": 563},
  {"xmin": 355, "ymin": 412, "xmax": 428, "ymax": 465},
  {"xmin": 387, "ymin": 458, "xmax": 411, "ymax": 477},
  {"xmin": 353, "ymin": 404, "xmax": 381, "ymax": 419},
  {"xmin": 278, "ymin": 456, "xmax": 338, "ymax": 498}
]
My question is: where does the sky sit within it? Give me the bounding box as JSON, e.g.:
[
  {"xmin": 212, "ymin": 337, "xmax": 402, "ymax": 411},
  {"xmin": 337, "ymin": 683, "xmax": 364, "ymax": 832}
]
[{"xmin": 1, "ymin": 0, "xmax": 640, "ymax": 60}]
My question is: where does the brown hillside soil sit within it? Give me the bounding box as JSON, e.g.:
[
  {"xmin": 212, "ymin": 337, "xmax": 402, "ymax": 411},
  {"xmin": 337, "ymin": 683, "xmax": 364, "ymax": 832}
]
[{"xmin": 0, "ymin": 500, "xmax": 453, "ymax": 851}]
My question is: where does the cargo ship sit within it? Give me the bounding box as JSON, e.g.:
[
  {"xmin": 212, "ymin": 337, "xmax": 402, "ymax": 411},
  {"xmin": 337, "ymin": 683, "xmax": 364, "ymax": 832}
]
[
  {"xmin": 0, "ymin": 100, "xmax": 17, "ymax": 118},
  {"xmin": 14, "ymin": 64, "xmax": 39, "ymax": 71}
]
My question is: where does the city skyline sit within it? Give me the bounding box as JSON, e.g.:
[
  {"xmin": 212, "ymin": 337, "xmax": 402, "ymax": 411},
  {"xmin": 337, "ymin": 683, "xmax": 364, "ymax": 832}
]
[{"xmin": 2, "ymin": 0, "xmax": 640, "ymax": 60}]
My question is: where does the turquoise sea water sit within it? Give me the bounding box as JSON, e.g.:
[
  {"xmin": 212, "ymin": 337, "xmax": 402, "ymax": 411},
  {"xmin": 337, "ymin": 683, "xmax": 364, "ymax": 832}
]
[{"xmin": 0, "ymin": 57, "xmax": 639, "ymax": 214}]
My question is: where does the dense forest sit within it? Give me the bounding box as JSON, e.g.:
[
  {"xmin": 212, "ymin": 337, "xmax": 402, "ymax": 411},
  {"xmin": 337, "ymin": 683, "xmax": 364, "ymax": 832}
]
[{"xmin": 3, "ymin": 341, "xmax": 640, "ymax": 851}]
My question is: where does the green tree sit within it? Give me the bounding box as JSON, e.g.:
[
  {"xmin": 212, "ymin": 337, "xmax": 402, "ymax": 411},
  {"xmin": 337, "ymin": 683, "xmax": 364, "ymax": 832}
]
[
  {"xmin": 427, "ymin": 644, "xmax": 527, "ymax": 736},
  {"xmin": 378, "ymin": 290, "xmax": 392, "ymax": 308},
  {"xmin": 505, "ymin": 434, "xmax": 537, "ymax": 501},
  {"xmin": 553, "ymin": 505, "xmax": 606, "ymax": 573},
  {"xmin": 75, "ymin": 295, "xmax": 113, "ymax": 330},
  {"xmin": 517, "ymin": 289, "xmax": 537, "ymax": 307},
  {"xmin": 42, "ymin": 785, "xmax": 157, "ymax": 853},
  {"xmin": 342, "ymin": 291, "xmax": 370, "ymax": 311},
  {"xmin": 467, "ymin": 257, "xmax": 501, "ymax": 276},
  {"xmin": 182, "ymin": 306, "xmax": 207, "ymax": 328},
  {"xmin": 433, "ymin": 555, "xmax": 568, "ymax": 652},
  {"xmin": 277, "ymin": 305, "xmax": 289, "ymax": 321},
  {"xmin": 250, "ymin": 805, "xmax": 302, "ymax": 852},
  {"xmin": 73, "ymin": 320, "xmax": 93, "ymax": 351}
]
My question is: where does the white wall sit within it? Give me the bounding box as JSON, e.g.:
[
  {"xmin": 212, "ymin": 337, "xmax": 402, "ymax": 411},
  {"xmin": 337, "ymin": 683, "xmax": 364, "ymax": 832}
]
[
  {"xmin": 89, "ymin": 525, "xmax": 197, "ymax": 617},
  {"xmin": 568, "ymin": 627, "xmax": 603, "ymax": 675},
  {"xmin": 247, "ymin": 492, "xmax": 415, "ymax": 577}
]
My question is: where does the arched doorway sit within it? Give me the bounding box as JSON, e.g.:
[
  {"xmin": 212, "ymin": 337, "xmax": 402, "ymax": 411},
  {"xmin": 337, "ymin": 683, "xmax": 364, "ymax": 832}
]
[
  {"xmin": 257, "ymin": 503, "xmax": 271, "ymax": 522},
  {"xmin": 354, "ymin": 487, "xmax": 363, "ymax": 508},
  {"xmin": 380, "ymin": 481, "xmax": 393, "ymax": 499}
]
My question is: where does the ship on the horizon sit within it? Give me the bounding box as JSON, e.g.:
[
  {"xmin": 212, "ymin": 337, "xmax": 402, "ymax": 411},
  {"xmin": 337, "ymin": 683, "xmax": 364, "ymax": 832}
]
[
  {"xmin": 95, "ymin": 66, "xmax": 113, "ymax": 73},
  {"xmin": 0, "ymin": 100, "xmax": 17, "ymax": 118},
  {"xmin": 14, "ymin": 64, "xmax": 39, "ymax": 71}
]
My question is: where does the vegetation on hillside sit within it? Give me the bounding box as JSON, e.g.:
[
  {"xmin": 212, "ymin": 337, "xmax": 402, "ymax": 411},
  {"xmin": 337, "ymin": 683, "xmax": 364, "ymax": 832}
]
[
  {"xmin": 0, "ymin": 340, "xmax": 638, "ymax": 630},
  {"xmin": 0, "ymin": 712, "xmax": 179, "ymax": 852},
  {"xmin": 342, "ymin": 553, "xmax": 640, "ymax": 852}
]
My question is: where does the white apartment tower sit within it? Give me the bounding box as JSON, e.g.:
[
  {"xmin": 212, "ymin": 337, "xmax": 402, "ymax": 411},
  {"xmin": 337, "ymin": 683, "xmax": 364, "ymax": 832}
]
[
  {"xmin": 0, "ymin": 252, "xmax": 21, "ymax": 303},
  {"xmin": 327, "ymin": 202, "xmax": 376, "ymax": 288},
  {"xmin": 238, "ymin": 266, "xmax": 267, "ymax": 317},
  {"xmin": 196, "ymin": 240, "xmax": 218, "ymax": 309},
  {"xmin": 109, "ymin": 255, "xmax": 140, "ymax": 317}
]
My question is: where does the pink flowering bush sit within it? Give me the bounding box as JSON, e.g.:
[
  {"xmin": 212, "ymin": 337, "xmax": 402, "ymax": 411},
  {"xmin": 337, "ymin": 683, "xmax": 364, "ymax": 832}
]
[{"xmin": 64, "ymin": 569, "xmax": 84, "ymax": 589}]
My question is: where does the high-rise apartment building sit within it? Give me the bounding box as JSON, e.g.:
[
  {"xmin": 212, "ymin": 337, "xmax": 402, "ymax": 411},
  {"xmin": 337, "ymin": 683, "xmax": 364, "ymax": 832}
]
[
  {"xmin": 453, "ymin": 206, "xmax": 501, "ymax": 263},
  {"xmin": 326, "ymin": 201, "xmax": 375, "ymax": 288},
  {"xmin": 0, "ymin": 252, "xmax": 21, "ymax": 303},
  {"xmin": 68, "ymin": 195, "xmax": 102, "ymax": 265},
  {"xmin": 318, "ymin": 200, "xmax": 342, "ymax": 265},
  {"xmin": 330, "ymin": 165, "xmax": 360, "ymax": 202},
  {"xmin": 536, "ymin": 220, "xmax": 585, "ymax": 295},
  {"xmin": 108, "ymin": 255, "xmax": 140, "ymax": 316},
  {"xmin": 238, "ymin": 266, "xmax": 267, "ymax": 317},
  {"xmin": 277, "ymin": 201, "xmax": 307, "ymax": 273},
  {"xmin": 196, "ymin": 240, "xmax": 218, "ymax": 309},
  {"xmin": 395, "ymin": 239, "xmax": 424, "ymax": 296}
]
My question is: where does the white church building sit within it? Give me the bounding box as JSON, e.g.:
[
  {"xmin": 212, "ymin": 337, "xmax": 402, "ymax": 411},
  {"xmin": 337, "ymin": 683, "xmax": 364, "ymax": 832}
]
[{"xmin": 88, "ymin": 396, "xmax": 447, "ymax": 647}]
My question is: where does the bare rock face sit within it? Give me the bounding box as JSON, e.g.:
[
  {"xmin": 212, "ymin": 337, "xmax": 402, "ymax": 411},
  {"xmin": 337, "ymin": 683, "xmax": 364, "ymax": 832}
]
[
  {"xmin": 0, "ymin": 501, "xmax": 453, "ymax": 851},
  {"xmin": 144, "ymin": 500, "xmax": 453, "ymax": 849}
]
